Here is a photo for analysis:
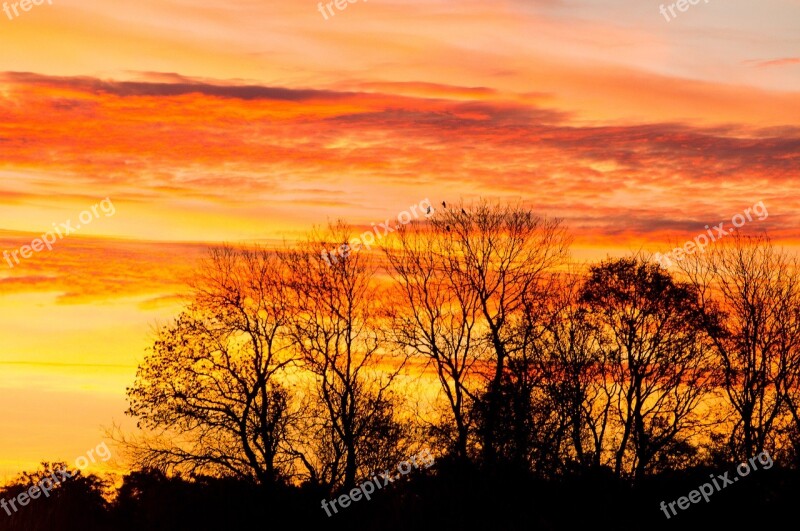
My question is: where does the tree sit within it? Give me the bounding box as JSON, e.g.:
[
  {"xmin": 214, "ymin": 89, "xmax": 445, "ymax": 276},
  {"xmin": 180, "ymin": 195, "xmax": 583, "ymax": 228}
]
[
  {"xmin": 529, "ymin": 271, "xmax": 614, "ymax": 474},
  {"xmin": 677, "ymin": 234, "xmax": 800, "ymax": 459},
  {"xmin": 384, "ymin": 217, "xmax": 485, "ymax": 460},
  {"xmin": 283, "ymin": 223, "xmax": 410, "ymax": 490},
  {"xmin": 580, "ymin": 257, "xmax": 717, "ymax": 478},
  {"xmin": 125, "ymin": 246, "xmax": 297, "ymax": 484},
  {"xmin": 0, "ymin": 463, "xmax": 109, "ymax": 531},
  {"xmin": 426, "ymin": 200, "xmax": 570, "ymax": 464}
]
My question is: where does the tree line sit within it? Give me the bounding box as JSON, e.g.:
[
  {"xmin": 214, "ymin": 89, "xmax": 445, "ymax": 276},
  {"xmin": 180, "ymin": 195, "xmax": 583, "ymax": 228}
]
[{"xmin": 122, "ymin": 199, "xmax": 800, "ymax": 492}]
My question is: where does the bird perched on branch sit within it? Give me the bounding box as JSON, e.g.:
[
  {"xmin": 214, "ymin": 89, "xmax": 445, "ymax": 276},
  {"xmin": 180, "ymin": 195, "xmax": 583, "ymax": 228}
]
[
  {"xmin": 461, "ymin": 208, "xmax": 467, "ymax": 215},
  {"xmin": 441, "ymin": 201, "xmax": 446, "ymax": 208}
]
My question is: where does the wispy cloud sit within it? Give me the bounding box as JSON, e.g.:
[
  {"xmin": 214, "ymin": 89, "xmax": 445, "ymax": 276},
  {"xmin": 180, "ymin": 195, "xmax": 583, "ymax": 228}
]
[
  {"xmin": 743, "ymin": 57, "xmax": 800, "ymax": 69},
  {"xmin": 1, "ymin": 73, "xmax": 798, "ymax": 247}
]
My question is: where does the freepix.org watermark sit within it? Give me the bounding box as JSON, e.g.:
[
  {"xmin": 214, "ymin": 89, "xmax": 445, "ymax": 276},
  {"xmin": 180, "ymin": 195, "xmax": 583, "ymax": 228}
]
[
  {"xmin": 3, "ymin": 197, "xmax": 116, "ymax": 269},
  {"xmin": 3, "ymin": 0, "xmax": 52, "ymax": 21},
  {"xmin": 659, "ymin": 450, "xmax": 773, "ymax": 519},
  {"xmin": 316, "ymin": 0, "xmax": 366, "ymax": 21},
  {"xmin": 659, "ymin": 0, "xmax": 709, "ymax": 22},
  {"xmin": 654, "ymin": 201, "xmax": 767, "ymax": 268},
  {"xmin": 1, "ymin": 441, "xmax": 112, "ymax": 517},
  {"xmin": 321, "ymin": 198, "xmax": 433, "ymax": 266},
  {"xmin": 320, "ymin": 448, "xmax": 434, "ymax": 517}
]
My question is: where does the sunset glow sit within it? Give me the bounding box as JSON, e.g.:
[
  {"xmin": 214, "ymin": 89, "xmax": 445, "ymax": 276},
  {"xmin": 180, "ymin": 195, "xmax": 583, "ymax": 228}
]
[{"xmin": 0, "ymin": 0, "xmax": 798, "ymax": 482}]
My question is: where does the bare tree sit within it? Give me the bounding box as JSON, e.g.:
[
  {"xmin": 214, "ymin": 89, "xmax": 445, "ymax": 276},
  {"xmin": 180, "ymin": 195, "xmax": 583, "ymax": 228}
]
[
  {"xmin": 529, "ymin": 270, "xmax": 614, "ymax": 474},
  {"xmin": 125, "ymin": 246, "xmax": 297, "ymax": 484},
  {"xmin": 384, "ymin": 218, "xmax": 486, "ymax": 460},
  {"xmin": 772, "ymin": 262, "xmax": 800, "ymax": 463},
  {"xmin": 283, "ymin": 223, "xmax": 409, "ymax": 490},
  {"xmin": 678, "ymin": 234, "xmax": 800, "ymax": 459},
  {"xmin": 430, "ymin": 200, "xmax": 570, "ymax": 463}
]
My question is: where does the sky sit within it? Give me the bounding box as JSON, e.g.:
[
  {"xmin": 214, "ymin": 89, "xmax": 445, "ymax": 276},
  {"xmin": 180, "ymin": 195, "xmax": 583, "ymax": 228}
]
[{"xmin": 0, "ymin": 0, "xmax": 798, "ymax": 479}]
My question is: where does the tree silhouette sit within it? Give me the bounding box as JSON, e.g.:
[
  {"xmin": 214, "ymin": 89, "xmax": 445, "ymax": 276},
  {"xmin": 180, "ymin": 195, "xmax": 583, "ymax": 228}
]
[
  {"xmin": 527, "ymin": 271, "xmax": 613, "ymax": 474},
  {"xmin": 678, "ymin": 234, "xmax": 800, "ymax": 460},
  {"xmin": 125, "ymin": 246, "xmax": 298, "ymax": 484},
  {"xmin": 385, "ymin": 216, "xmax": 485, "ymax": 460},
  {"xmin": 282, "ymin": 223, "xmax": 411, "ymax": 490},
  {"xmin": 0, "ymin": 463, "xmax": 110, "ymax": 531},
  {"xmin": 97, "ymin": 201, "xmax": 800, "ymax": 530},
  {"xmin": 579, "ymin": 257, "xmax": 719, "ymax": 478},
  {"xmin": 423, "ymin": 200, "xmax": 570, "ymax": 464}
]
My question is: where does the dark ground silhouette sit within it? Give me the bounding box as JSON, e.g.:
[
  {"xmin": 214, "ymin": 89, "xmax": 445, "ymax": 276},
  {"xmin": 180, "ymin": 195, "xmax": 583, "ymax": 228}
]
[{"xmin": 0, "ymin": 459, "xmax": 796, "ymax": 531}]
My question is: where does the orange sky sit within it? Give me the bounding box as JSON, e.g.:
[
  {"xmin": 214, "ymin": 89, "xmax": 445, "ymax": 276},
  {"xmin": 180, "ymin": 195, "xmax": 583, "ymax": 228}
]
[{"xmin": 0, "ymin": 0, "xmax": 798, "ymax": 479}]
